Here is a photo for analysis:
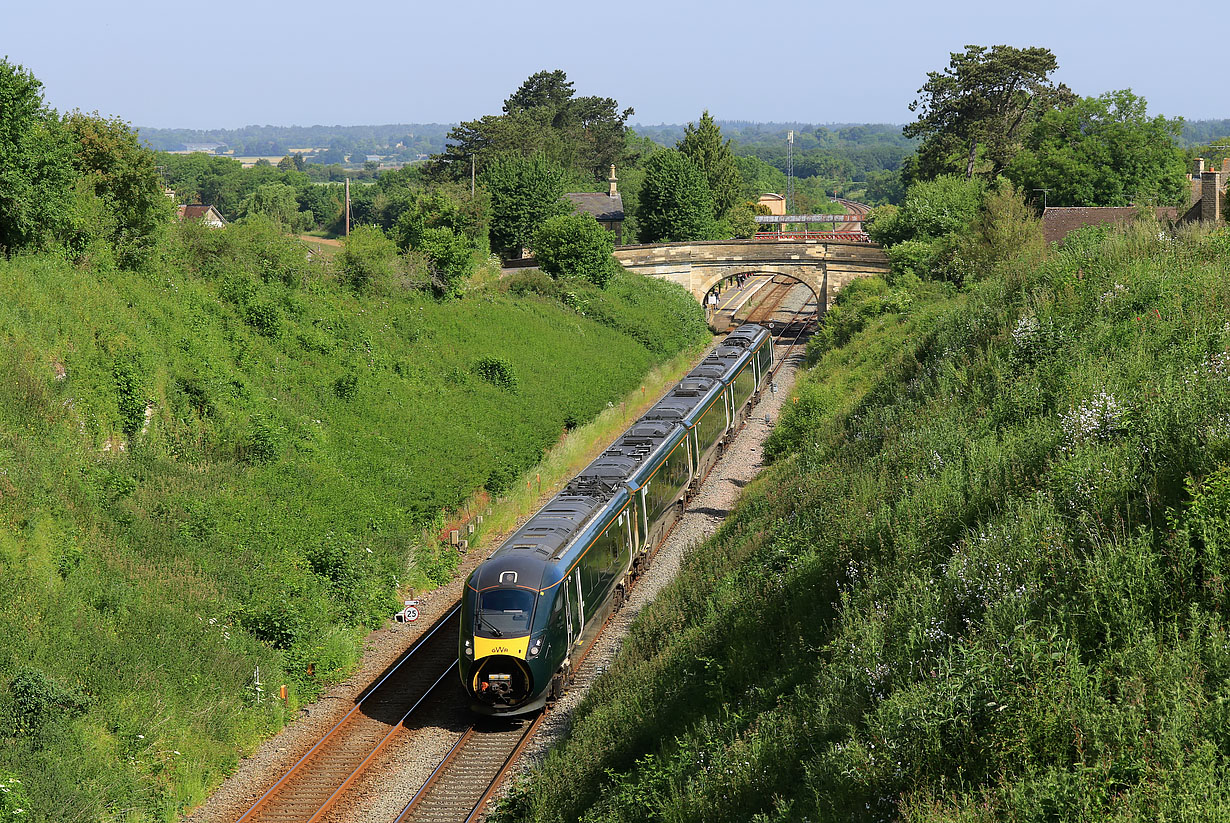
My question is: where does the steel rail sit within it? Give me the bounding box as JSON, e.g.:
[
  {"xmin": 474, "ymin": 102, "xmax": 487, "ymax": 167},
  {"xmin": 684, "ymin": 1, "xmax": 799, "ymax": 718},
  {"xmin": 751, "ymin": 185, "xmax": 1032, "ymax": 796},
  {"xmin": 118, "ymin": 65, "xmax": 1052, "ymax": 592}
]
[{"xmin": 234, "ymin": 603, "xmax": 461, "ymax": 823}]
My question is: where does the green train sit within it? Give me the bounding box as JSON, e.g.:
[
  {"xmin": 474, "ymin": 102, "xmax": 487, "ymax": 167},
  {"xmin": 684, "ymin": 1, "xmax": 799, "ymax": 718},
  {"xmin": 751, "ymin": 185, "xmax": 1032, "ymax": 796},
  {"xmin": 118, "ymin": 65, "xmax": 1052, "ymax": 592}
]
[{"xmin": 459, "ymin": 325, "xmax": 775, "ymax": 714}]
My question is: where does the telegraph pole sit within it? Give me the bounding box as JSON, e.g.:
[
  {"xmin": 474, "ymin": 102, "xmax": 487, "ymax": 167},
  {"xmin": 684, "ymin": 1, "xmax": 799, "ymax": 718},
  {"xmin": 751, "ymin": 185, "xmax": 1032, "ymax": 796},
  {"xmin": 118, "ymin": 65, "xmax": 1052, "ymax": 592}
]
[
  {"xmin": 471, "ymin": 155, "xmax": 476, "ymax": 195},
  {"xmin": 345, "ymin": 178, "xmax": 351, "ymax": 236},
  {"xmin": 786, "ymin": 130, "xmax": 795, "ymax": 214}
]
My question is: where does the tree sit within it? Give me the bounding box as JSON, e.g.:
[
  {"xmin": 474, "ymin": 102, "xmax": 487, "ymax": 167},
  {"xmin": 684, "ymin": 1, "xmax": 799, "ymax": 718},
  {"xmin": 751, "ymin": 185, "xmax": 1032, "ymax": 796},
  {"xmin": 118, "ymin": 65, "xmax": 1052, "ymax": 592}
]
[
  {"xmin": 635, "ymin": 150, "xmax": 716, "ymax": 243},
  {"xmin": 483, "ymin": 155, "xmax": 570, "ymax": 257},
  {"xmin": 866, "ymin": 174, "xmax": 986, "ymax": 283},
  {"xmin": 904, "ymin": 45, "xmax": 1073, "ymax": 181},
  {"xmin": 677, "ymin": 111, "xmax": 742, "ymax": 218},
  {"xmin": 63, "ymin": 110, "xmax": 174, "ymax": 264},
  {"xmin": 1005, "ymin": 90, "xmax": 1189, "ymax": 207},
  {"xmin": 532, "ymin": 213, "xmax": 616, "ymax": 286},
  {"xmin": 238, "ymin": 182, "xmax": 309, "ymax": 231},
  {"xmin": 722, "ymin": 204, "xmax": 759, "ymax": 239},
  {"xmin": 0, "ymin": 58, "xmax": 76, "ymax": 253},
  {"xmin": 503, "ymin": 70, "xmax": 575, "ymax": 115},
  {"xmin": 427, "ymin": 70, "xmax": 632, "ymax": 184}
]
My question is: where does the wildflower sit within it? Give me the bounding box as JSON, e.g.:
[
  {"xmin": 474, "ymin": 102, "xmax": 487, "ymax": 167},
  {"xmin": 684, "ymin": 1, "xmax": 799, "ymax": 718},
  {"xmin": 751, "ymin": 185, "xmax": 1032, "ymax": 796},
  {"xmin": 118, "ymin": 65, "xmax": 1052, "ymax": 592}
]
[
  {"xmin": 1098, "ymin": 283, "xmax": 1127, "ymax": 305},
  {"xmin": 1061, "ymin": 391, "xmax": 1127, "ymax": 450},
  {"xmin": 1011, "ymin": 314, "xmax": 1040, "ymax": 347}
]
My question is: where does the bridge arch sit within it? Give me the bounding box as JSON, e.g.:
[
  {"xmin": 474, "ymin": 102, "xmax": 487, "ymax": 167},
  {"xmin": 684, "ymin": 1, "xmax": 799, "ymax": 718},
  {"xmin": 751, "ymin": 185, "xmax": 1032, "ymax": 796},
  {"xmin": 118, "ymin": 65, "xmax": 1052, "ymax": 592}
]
[{"xmin": 698, "ymin": 268, "xmax": 824, "ymax": 309}]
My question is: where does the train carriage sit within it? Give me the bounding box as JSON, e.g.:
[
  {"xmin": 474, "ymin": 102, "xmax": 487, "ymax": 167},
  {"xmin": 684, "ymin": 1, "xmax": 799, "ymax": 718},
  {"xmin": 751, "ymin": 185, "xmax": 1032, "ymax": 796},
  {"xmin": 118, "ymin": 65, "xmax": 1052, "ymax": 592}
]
[{"xmin": 460, "ymin": 324, "xmax": 774, "ymax": 715}]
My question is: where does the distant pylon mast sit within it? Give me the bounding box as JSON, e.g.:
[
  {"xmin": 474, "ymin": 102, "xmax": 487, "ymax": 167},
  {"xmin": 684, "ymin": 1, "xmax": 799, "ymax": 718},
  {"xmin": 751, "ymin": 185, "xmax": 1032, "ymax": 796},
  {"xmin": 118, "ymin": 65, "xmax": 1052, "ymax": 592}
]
[{"xmin": 786, "ymin": 130, "xmax": 795, "ymax": 213}]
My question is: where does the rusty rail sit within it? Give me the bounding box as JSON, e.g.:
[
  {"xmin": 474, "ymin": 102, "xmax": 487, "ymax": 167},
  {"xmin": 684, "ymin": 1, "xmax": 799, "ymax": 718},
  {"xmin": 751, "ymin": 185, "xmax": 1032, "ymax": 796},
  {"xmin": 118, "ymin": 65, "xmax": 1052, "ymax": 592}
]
[{"xmin": 234, "ymin": 604, "xmax": 461, "ymax": 823}]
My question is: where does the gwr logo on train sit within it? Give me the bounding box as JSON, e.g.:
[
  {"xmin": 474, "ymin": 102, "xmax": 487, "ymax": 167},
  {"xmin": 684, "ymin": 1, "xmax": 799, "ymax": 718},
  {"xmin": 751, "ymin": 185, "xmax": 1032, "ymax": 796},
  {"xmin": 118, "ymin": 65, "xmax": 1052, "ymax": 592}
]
[{"xmin": 459, "ymin": 324, "xmax": 777, "ymax": 715}]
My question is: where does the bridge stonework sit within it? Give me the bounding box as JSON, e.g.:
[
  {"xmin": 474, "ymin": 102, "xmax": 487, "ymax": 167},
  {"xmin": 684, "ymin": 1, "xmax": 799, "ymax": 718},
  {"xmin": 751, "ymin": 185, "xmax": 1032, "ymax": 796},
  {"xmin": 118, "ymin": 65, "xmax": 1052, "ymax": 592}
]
[{"xmin": 612, "ymin": 239, "xmax": 890, "ymax": 312}]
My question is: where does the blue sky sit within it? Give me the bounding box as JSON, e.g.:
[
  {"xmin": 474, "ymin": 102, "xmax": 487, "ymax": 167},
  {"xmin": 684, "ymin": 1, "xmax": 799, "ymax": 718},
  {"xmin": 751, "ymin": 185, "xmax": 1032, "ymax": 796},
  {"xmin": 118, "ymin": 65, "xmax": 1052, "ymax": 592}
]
[{"xmin": 4, "ymin": 0, "xmax": 1225, "ymax": 129}]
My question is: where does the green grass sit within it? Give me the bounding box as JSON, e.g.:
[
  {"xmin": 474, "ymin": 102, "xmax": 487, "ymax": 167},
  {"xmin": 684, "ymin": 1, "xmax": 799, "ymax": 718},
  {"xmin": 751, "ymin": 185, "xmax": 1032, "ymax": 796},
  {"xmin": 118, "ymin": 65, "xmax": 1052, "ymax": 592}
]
[
  {"xmin": 0, "ymin": 221, "xmax": 708, "ymax": 822},
  {"xmin": 495, "ymin": 223, "xmax": 1230, "ymax": 822}
]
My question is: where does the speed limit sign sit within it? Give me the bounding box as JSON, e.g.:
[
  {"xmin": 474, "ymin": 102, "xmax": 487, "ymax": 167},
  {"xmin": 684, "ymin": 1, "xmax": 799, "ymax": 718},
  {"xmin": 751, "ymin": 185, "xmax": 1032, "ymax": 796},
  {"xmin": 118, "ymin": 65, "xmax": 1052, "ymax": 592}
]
[{"xmin": 403, "ymin": 600, "xmax": 419, "ymax": 622}]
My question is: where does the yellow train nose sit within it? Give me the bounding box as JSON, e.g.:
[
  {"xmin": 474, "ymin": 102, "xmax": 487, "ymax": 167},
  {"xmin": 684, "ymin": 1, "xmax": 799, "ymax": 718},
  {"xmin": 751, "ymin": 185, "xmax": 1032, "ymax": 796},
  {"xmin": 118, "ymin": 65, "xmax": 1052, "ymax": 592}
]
[{"xmin": 471, "ymin": 634, "xmax": 529, "ymax": 660}]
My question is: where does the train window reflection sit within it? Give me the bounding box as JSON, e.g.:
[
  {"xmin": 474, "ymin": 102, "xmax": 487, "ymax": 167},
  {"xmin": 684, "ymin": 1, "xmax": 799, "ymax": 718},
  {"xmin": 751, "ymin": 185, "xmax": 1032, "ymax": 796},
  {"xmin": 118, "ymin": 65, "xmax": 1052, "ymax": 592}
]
[{"xmin": 476, "ymin": 588, "xmax": 535, "ymax": 636}]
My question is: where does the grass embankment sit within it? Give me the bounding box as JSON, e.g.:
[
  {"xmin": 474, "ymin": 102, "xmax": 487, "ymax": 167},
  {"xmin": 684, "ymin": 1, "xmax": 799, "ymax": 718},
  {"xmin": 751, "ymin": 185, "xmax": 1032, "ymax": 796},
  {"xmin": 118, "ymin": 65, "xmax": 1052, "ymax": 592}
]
[
  {"xmin": 0, "ymin": 222, "xmax": 708, "ymax": 822},
  {"xmin": 498, "ymin": 223, "xmax": 1230, "ymax": 821}
]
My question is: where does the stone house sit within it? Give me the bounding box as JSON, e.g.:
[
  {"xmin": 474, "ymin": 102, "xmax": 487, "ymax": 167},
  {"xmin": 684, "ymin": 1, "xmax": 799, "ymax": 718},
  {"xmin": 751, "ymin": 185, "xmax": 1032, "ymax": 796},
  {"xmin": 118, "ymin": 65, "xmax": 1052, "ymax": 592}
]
[
  {"xmin": 564, "ymin": 165, "xmax": 625, "ymax": 244},
  {"xmin": 757, "ymin": 193, "xmax": 787, "ymax": 216},
  {"xmin": 1042, "ymin": 157, "xmax": 1227, "ymax": 245},
  {"xmin": 176, "ymin": 204, "xmax": 227, "ymax": 228}
]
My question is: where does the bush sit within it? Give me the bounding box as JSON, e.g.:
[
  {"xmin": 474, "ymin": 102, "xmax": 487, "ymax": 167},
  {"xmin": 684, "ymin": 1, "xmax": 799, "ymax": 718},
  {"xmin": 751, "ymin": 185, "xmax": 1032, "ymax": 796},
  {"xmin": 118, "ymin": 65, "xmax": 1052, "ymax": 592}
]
[
  {"xmin": 416, "ymin": 226, "xmax": 475, "ymax": 297},
  {"xmin": 533, "ymin": 213, "xmax": 616, "ymax": 287},
  {"xmin": 338, "ymin": 225, "xmax": 402, "ymax": 293},
  {"xmin": 473, "ymin": 356, "xmax": 519, "ymax": 391},
  {"xmin": 8, "ymin": 670, "xmax": 89, "ymax": 736}
]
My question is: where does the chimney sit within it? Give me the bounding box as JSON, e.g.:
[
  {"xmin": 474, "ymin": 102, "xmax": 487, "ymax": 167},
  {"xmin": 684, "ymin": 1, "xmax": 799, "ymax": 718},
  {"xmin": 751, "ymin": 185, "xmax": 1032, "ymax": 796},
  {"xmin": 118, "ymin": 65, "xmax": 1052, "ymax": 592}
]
[
  {"xmin": 1202, "ymin": 166, "xmax": 1222, "ymax": 223},
  {"xmin": 1193, "ymin": 157, "xmax": 1205, "ymax": 177},
  {"xmin": 608, "ymin": 164, "xmax": 618, "ymax": 198}
]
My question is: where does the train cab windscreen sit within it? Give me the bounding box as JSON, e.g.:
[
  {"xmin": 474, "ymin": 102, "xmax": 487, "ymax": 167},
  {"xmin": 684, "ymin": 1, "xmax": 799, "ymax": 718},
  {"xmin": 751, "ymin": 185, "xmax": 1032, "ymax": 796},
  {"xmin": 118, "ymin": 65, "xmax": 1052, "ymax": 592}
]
[{"xmin": 475, "ymin": 588, "xmax": 536, "ymax": 637}]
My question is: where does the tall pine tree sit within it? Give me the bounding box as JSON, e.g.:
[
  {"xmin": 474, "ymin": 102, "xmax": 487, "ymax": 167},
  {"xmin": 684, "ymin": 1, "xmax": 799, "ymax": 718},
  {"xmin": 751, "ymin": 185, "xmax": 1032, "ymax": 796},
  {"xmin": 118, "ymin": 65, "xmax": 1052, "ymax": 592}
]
[{"xmin": 677, "ymin": 111, "xmax": 742, "ymax": 219}]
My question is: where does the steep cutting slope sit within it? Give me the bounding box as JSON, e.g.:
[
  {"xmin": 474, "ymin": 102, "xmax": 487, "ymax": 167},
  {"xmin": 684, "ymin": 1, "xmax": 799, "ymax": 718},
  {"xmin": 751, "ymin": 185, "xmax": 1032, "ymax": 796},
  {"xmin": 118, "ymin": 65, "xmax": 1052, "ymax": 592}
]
[
  {"xmin": 0, "ymin": 230, "xmax": 707, "ymax": 821},
  {"xmin": 499, "ymin": 225, "xmax": 1230, "ymax": 821}
]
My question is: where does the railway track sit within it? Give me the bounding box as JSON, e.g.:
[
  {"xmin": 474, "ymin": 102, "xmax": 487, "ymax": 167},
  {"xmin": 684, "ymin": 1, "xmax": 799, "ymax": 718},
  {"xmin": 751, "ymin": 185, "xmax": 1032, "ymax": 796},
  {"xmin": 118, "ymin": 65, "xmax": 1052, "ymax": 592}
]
[
  {"xmin": 234, "ymin": 606, "xmax": 461, "ymax": 823},
  {"xmin": 834, "ymin": 197, "xmax": 871, "ymax": 217},
  {"xmin": 394, "ymin": 712, "xmax": 544, "ymax": 823},
  {"xmin": 743, "ymin": 277, "xmax": 796, "ymax": 327}
]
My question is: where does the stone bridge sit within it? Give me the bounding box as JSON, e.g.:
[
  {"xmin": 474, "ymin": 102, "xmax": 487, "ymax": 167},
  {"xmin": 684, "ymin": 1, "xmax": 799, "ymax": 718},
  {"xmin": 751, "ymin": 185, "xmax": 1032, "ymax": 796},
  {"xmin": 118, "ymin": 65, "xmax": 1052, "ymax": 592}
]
[{"xmin": 612, "ymin": 239, "xmax": 890, "ymax": 311}]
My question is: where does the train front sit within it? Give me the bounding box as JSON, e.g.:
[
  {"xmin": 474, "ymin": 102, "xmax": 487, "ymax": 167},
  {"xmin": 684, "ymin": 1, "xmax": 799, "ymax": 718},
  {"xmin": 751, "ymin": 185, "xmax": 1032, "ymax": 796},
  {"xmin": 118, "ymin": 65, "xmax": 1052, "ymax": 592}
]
[{"xmin": 459, "ymin": 556, "xmax": 559, "ymax": 715}]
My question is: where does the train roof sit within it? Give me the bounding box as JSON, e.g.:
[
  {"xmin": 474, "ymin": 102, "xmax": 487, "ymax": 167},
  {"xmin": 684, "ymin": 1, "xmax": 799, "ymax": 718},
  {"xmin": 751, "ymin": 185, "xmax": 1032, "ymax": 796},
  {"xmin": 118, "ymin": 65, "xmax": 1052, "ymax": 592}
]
[
  {"xmin": 641, "ymin": 375, "xmax": 723, "ymax": 424},
  {"xmin": 469, "ymin": 324, "xmax": 770, "ymax": 594},
  {"xmin": 623, "ymin": 421, "xmax": 689, "ymax": 489},
  {"xmin": 474, "ymin": 489, "xmax": 625, "ymax": 591},
  {"xmin": 725, "ymin": 324, "xmax": 770, "ymax": 347}
]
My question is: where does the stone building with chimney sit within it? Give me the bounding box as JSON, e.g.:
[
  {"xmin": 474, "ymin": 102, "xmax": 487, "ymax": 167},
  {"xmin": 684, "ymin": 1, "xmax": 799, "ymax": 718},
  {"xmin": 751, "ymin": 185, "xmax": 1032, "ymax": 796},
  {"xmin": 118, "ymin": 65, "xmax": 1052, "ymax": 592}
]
[
  {"xmin": 1042, "ymin": 156, "xmax": 1227, "ymax": 245},
  {"xmin": 1178, "ymin": 157, "xmax": 1228, "ymax": 225},
  {"xmin": 564, "ymin": 165, "xmax": 625, "ymax": 244}
]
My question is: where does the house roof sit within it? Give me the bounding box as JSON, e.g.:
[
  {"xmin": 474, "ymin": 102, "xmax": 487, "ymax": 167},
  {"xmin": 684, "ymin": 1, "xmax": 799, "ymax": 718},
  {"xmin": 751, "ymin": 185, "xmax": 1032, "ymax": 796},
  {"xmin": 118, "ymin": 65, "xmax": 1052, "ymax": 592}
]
[
  {"xmin": 564, "ymin": 192, "xmax": 624, "ymax": 222},
  {"xmin": 1041, "ymin": 206, "xmax": 1178, "ymax": 245},
  {"xmin": 177, "ymin": 204, "xmax": 226, "ymax": 223}
]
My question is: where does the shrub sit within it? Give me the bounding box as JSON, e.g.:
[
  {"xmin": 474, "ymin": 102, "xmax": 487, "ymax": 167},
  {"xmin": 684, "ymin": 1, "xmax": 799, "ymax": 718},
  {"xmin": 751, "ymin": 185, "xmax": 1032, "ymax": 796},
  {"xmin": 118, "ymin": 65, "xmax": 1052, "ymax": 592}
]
[
  {"xmin": 332, "ymin": 370, "xmax": 359, "ymax": 400},
  {"xmin": 8, "ymin": 670, "xmax": 89, "ymax": 736},
  {"xmin": 415, "ymin": 226, "xmax": 475, "ymax": 297},
  {"xmin": 243, "ymin": 297, "xmax": 283, "ymax": 338},
  {"xmin": 532, "ymin": 213, "xmax": 616, "ymax": 287},
  {"xmin": 473, "ymin": 356, "xmax": 519, "ymax": 391},
  {"xmin": 112, "ymin": 350, "xmax": 147, "ymax": 440},
  {"xmin": 338, "ymin": 225, "xmax": 402, "ymax": 293},
  {"xmin": 237, "ymin": 598, "xmax": 305, "ymax": 650}
]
